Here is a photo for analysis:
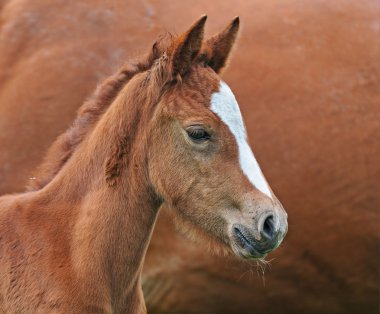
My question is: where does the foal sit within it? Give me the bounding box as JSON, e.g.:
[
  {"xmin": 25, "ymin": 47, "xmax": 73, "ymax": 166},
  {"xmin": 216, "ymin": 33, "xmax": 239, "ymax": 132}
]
[{"xmin": 0, "ymin": 16, "xmax": 287, "ymax": 313}]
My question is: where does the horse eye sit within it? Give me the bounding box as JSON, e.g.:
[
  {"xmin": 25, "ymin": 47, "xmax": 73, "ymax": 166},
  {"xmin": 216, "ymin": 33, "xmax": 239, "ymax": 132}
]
[{"xmin": 186, "ymin": 126, "xmax": 210, "ymax": 143}]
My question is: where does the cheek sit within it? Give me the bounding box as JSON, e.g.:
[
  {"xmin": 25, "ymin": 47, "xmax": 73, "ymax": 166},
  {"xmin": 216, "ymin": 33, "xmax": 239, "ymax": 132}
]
[{"xmin": 149, "ymin": 124, "xmax": 196, "ymax": 202}]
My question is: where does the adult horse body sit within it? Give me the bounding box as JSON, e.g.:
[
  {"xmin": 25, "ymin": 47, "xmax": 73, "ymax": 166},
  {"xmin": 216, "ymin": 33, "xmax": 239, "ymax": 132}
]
[
  {"xmin": 0, "ymin": 1, "xmax": 378, "ymax": 314},
  {"xmin": 0, "ymin": 17, "xmax": 287, "ymax": 313}
]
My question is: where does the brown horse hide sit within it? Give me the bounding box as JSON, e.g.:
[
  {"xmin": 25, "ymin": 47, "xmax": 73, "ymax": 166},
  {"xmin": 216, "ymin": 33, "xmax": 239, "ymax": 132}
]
[{"xmin": 0, "ymin": 0, "xmax": 378, "ymax": 313}]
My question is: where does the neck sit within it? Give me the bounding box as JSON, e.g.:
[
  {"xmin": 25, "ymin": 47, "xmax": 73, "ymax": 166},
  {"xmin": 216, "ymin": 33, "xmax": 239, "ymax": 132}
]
[{"xmin": 37, "ymin": 74, "xmax": 162, "ymax": 311}]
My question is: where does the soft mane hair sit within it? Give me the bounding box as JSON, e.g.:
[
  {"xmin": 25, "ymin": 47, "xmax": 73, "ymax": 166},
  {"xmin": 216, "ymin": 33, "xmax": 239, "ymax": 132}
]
[{"xmin": 27, "ymin": 35, "xmax": 174, "ymax": 191}]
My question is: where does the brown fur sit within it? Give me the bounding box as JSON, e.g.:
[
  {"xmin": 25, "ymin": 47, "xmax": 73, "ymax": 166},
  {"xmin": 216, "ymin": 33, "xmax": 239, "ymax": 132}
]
[{"xmin": 0, "ymin": 17, "xmax": 287, "ymax": 313}]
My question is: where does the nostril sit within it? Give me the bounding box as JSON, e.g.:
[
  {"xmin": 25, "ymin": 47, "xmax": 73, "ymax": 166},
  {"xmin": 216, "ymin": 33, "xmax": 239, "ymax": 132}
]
[{"xmin": 261, "ymin": 215, "xmax": 275, "ymax": 240}]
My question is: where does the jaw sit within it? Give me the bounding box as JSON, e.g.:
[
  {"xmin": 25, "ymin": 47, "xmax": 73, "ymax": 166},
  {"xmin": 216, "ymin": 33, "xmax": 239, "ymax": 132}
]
[{"xmin": 162, "ymin": 204, "xmax": 233, "ymax": 256}]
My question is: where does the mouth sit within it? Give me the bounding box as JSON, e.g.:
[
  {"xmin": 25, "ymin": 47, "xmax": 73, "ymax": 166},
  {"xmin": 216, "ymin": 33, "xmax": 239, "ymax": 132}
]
[{"xmin": 232, "ymin": 225, "xmax": 266, "ymax": 259}]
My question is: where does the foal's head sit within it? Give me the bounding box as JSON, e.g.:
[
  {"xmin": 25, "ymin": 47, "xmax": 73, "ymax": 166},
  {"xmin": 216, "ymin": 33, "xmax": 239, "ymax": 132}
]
[{"xmin": 147, "ymin": 16, "xmax": 288, "ymax": 259}]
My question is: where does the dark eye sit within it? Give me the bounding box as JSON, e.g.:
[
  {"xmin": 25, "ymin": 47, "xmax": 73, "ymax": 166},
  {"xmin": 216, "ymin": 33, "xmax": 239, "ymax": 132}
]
[{"xmin": 186, "ymin": 125, "xmax": 210, "ymax": 143}]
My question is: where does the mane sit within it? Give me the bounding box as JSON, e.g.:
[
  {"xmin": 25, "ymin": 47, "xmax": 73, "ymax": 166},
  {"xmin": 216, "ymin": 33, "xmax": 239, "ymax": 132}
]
[{"xmin": 28, "ymin": 35, "xmax": 173, "ymax": 191}]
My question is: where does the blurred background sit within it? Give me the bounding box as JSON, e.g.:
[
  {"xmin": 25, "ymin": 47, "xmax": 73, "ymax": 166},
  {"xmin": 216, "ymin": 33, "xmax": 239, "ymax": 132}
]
[{"xmin": 0, "ymin": 0, "xmax": 378, "ymax": 313}]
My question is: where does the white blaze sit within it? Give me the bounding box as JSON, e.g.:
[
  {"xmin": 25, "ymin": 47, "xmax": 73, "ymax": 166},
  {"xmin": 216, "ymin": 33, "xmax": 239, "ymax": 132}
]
[{"xmin": 210, "ymin": 81, "xmax": 272, "ymax": 198}]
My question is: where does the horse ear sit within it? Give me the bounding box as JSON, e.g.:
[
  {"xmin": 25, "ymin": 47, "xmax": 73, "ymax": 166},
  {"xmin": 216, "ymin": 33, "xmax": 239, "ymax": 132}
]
[
  {"xmin": 202, "ymin": 17, "xmax": 240, "ymax": 73},
  {"xmin": 170, "ymin": 15, "xmax": 207, "ymax": 78}
]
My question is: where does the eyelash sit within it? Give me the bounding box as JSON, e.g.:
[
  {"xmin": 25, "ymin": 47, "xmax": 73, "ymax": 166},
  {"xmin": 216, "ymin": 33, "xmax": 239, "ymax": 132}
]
[{"xmin": 186, "ymin": 126, "xmax": 211, "ymax": 142}]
